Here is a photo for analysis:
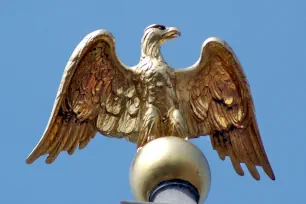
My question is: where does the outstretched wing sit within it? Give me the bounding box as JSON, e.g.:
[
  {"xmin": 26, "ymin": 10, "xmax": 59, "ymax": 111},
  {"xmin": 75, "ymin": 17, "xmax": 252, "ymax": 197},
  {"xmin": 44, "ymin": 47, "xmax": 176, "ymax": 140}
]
[
  {"xmin": 26, "ymin": 30, "xmax": 141, "ymax": 164},
  {"xmin": 175, "ymin": 37, "xmax": 275, "ymax": 180}
]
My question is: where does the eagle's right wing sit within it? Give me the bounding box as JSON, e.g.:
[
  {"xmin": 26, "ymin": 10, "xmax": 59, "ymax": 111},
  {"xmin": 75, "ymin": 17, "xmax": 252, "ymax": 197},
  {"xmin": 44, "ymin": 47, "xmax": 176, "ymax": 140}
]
[
  {"xmin": 26, "ymin": 30, "xmax": 141, "ymax": 164},
  {"xmin": 175, "ymin": 37, "xmax": 275, "ymax": 180}
]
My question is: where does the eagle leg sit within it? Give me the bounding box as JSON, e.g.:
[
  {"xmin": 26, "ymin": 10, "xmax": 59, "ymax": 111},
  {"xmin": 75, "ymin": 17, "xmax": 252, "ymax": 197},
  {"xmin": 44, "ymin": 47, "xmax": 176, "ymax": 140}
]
[
  {"xmin": 137, "ymin": 106, "xmax": 162, "ymax": 149},
  {"xmin": 165, "ymin": 108, "xmax": 189, "ymax": 139}
]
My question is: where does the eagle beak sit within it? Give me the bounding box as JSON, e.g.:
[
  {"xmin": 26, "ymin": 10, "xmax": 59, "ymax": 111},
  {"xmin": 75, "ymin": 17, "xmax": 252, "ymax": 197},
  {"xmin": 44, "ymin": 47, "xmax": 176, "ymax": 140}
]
[{"xmin": 162, "ymin": 27, "xmax": 181, "ymax": 40}]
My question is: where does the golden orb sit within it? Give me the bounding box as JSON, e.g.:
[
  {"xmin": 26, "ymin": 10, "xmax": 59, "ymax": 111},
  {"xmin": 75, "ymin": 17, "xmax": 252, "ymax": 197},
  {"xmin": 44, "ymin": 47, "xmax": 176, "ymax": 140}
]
[{"xmin": 129, "ymin": 136, "xmax": 211, "ymax": 203}]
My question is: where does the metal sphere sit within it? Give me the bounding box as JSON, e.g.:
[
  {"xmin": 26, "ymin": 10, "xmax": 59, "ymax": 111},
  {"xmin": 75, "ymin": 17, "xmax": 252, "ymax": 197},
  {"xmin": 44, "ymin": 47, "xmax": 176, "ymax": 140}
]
[{"xmin": 129, "ymin": 136, "xmax": 211, "ymax": 203}]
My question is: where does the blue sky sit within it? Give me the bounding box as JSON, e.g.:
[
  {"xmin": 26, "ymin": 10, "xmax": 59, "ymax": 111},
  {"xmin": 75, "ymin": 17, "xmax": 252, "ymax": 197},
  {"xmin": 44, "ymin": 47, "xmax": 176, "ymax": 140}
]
[{"xmin": 1, "ymin": 0, "xmax": 305, "ymax": 203}]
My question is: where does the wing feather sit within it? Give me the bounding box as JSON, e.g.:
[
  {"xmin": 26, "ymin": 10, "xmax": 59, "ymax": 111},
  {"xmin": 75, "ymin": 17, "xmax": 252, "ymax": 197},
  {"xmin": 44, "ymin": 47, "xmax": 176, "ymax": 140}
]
[
  {"xmin": 175, "ymin": 37, "xmax": 275, "ymax": 180},
  {"xmin": 26, "ymin": 30, "xmax": 141, "ymax": 164}
]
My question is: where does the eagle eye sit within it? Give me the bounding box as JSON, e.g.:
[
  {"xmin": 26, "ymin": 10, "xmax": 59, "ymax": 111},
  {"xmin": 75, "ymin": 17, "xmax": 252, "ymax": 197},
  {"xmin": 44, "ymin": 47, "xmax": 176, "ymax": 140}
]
[
  {"xmin": 145, "ymin": 24, "xmax": 167, "ymax": 32},
  {"xmin": 157, "ymin": 25, "xmax": 166, "ymax": 30},
  {"xmin": 151, "ymin": 24, "xmax": 166, "ymax": 30}
]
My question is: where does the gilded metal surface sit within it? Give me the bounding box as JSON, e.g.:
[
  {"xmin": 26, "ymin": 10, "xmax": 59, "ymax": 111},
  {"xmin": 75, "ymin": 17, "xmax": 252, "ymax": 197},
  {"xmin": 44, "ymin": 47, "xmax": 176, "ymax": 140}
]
[
  {"xmin": 26, "ymin": 24, "xmax": 275, "ymax": 180},
  {"xmin": 130, "ymin": 136, "xmax": 210, "ymax": 204}
]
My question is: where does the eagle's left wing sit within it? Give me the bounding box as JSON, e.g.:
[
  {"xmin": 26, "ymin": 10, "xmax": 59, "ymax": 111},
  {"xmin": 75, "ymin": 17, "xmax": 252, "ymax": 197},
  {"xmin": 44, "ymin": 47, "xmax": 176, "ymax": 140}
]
[
  {"xmin": 175, "ymin": 37, "xmax": 275, "ymax": 180},
  {"xmin": 26, "ymin": 30, "xmax": 141, "ymax": 164}
]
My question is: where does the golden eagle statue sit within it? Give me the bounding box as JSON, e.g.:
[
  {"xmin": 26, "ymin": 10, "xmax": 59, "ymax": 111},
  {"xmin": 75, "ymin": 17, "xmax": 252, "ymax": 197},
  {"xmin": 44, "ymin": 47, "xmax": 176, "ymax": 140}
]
[{"xmin": 26, "ymin": 24, "xmax": 275, "ymax": 180}]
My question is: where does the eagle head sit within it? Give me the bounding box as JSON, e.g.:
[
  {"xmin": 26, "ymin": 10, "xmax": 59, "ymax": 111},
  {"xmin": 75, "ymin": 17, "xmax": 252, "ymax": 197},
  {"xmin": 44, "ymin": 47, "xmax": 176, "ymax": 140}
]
[{"xmin": 141, "ymin": 24, "xmax": 181, "ymax": 57}]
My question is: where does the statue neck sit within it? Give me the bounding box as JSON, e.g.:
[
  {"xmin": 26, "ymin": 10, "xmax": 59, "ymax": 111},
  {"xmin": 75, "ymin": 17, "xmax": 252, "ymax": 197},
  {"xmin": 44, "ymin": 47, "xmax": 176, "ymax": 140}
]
[{"xmin": 141, "ymin": 39, "xmax": 164, "ymax": 60}]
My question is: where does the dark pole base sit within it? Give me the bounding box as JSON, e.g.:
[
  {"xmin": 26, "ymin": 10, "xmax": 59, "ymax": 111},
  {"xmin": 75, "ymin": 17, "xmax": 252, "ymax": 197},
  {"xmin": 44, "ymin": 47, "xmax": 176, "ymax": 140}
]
[
  {"xmin": 121, "ymin": 179, "xmax": 199, "ymax": 204},
  {"xmin": 149, "ymin": 179, "xmax": 199, "ymax": 204}
]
